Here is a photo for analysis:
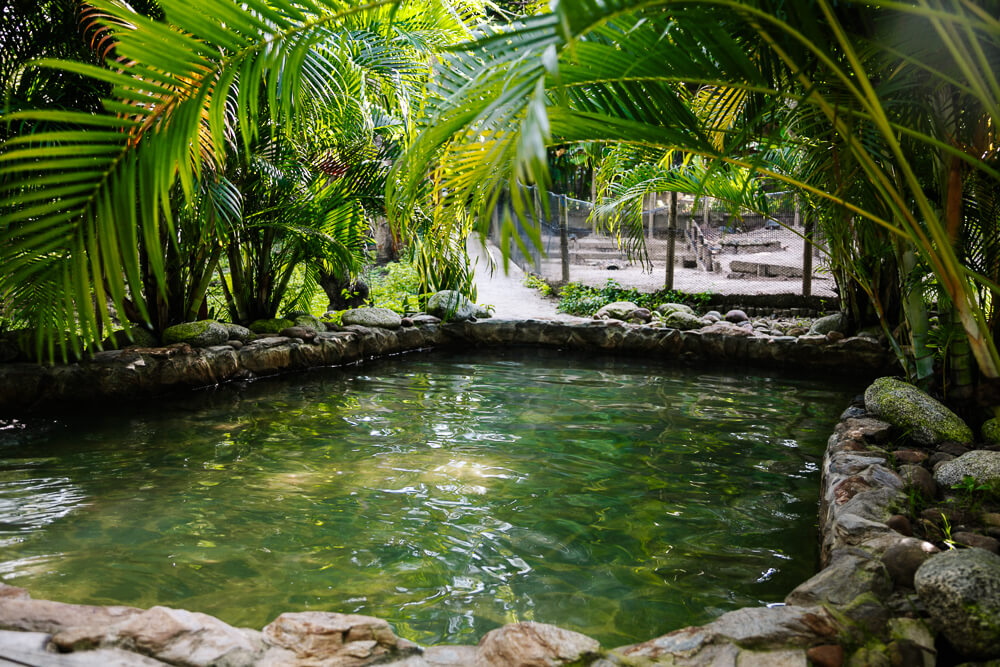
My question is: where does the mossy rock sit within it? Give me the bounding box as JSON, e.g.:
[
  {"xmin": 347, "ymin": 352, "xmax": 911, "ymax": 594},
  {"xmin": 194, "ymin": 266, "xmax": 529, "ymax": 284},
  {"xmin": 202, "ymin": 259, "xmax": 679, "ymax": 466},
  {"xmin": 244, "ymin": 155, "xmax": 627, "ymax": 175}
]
[
  {"xmin": 292, "ymin": 314, "xmax": 324, "ymax": 330},
  {"xmin": 656, "ymin": 302, "xmax": 694, "ymax": 316},
  {"xmin": 222, "ymin": 323, "xmax": 253, "ymax": 344},
  {"xmin": 864, "ymin": 377, "xmax": 973, "ymax": 446},
  {"xmin": 594, "ymin": 301, "xmax": 639, "ymax": 320},
  {"xmin": 103, "ymin": 328, "xmax": 159, "ymax": 349},
  {"xmin": 341, "ymin": 307, "xmax": 402, "ymax": 330},
  {"xmin": 808, "ymin": 312, "xmax": 847, "ymax": 335},
  {"xmin": 982, "ymin": 418, "xmax": 1000, "ymax": 446},
  {"xmin": 249, "ymin": 318, "xmax": 296, "ymax": 335},
  {"xmin": 662, "ymin": 311, "xmax": 704, "ymax": 331},
  {"xmin": 162, "ymin": 320, "xmax": 229, "ymax": 348},
  {"xmin": 427, "ymin": 290, "xmax": 477, "ymax": 322}
]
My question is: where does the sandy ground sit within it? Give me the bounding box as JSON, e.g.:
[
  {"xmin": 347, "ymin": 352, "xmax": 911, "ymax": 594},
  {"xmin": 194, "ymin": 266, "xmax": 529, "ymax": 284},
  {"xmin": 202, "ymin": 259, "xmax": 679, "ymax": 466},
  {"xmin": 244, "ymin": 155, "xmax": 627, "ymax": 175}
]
[{"xmin": 467, "ymin": 238, "xmax": 580, "ymax": 320}]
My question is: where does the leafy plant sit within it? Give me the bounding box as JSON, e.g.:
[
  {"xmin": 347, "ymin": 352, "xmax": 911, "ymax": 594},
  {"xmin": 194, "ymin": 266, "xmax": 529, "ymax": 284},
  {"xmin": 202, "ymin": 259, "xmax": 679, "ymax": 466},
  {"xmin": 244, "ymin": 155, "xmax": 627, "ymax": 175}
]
[
  {"xmin": 556, "ymin": 279, "xmax": 710, "ymax": 317},
  {"xmin": 365, "ymin": 261, "xmax": 422, "ymax": 314},
  {"xmin": 524, "ymin": 273, "xmax": 552, "ymax": 297}
]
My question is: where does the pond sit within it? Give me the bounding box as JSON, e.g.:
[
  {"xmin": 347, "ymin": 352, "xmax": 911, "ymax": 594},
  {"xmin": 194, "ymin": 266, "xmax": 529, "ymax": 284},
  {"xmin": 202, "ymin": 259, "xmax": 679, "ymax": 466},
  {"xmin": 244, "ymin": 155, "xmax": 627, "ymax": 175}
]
[{"xmin": 0, "ymin": 349, "xmax": 854, "ymax": 647}]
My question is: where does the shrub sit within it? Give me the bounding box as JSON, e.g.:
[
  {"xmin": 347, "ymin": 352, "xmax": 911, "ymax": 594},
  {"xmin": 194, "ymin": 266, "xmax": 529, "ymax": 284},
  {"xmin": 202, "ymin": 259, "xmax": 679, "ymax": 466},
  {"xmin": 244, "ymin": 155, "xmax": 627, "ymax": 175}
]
[{"xmin": 556, "ymin": 279, "xmax": 711, "ymax": 317}]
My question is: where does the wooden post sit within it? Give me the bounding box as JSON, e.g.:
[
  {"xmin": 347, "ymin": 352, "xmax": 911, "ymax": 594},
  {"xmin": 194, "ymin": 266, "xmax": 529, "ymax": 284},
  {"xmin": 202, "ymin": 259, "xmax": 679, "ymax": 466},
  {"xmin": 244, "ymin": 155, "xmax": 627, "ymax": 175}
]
[
  {"xmin": 560, "ymin": 195, "xmax": 570, "ymax": 282},
  {"xmin": 802, "ymin": 213, "xmax": 814, "ymax": 297},
  {"xmin": 702, "ymin": 197, "xmax": 710, "ymax": 226},
  {"xmin": 532, "ymin": 187, "xmax": 542, "ymax": 274},
  {"xmin": 665, "ymin": 191, "xmax": 677, "ymax": 290}
]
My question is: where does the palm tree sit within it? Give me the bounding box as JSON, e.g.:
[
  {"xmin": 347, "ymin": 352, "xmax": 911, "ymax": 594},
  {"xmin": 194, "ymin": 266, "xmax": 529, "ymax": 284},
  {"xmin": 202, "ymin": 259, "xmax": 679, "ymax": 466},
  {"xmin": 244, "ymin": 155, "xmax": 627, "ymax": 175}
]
[
  {"xmin": 390, "ymin": 0, "xmax": 1000, "ymax": 397},
  {"xmin": 1, "ymin": 0, "xmax": 479, "ymax": 359}
]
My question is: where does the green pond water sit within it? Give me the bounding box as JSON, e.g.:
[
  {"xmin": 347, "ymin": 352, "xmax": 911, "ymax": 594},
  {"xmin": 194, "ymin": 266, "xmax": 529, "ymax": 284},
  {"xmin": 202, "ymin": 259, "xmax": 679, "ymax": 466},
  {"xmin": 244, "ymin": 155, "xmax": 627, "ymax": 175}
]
[{"xmin": 0, "ymin": 349, "xmax": 854, "ymax": 647}]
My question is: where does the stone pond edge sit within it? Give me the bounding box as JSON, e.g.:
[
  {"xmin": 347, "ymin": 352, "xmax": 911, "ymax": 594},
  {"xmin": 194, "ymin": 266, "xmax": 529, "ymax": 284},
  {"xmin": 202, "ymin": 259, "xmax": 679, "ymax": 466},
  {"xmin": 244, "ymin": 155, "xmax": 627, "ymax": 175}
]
[{"xmin": 0, "ymin": 319, "xmax": 913, "ymax": 665}]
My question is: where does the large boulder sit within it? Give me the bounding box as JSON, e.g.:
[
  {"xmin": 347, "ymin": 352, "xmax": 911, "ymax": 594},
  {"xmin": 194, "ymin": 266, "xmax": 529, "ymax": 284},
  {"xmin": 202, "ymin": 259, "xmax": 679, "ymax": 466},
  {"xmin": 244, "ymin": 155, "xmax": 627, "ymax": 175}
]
[
  {"xmin": 933, "ymin": 450, "xmax": 1000, "ymax": 487},
  {"xmin": 914, "ymin": 548, "xmax": 1000, "ymax": 659},
  {"xmin": 341, "ymin": 307, "xmax": 403, "ymax": 330},
  {"xmin": 248, "ymin": 318, "xmax": 295, "ymax": 335},
  {"xmin": 594, "ymin": 301, "xmax": 640, "ymax": 320},
  {"xmin": 661, "ymin": 310, "xmax": 704, "ymax": 331},
  {"xmin": 162, "ymin": 320, "xmax": 228, "ymax": 348},
  {"xmin": 809, "ymin": 312, "xmax": 847, "ymax": 336},
  {"xmin": 426, "ymin": 290, "xmax": 477, "ymax": 322},
  {"xmin": 864, "ymin": 377, "xmax": 973, "ymax": 446}
]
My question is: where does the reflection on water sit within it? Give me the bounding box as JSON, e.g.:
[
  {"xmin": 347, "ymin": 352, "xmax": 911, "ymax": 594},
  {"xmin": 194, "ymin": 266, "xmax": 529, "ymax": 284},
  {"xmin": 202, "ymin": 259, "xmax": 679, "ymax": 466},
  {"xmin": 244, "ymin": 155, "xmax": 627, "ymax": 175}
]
[{"xmin": 0, "ymin": 349, "xmax": 854, "ymax": 646}]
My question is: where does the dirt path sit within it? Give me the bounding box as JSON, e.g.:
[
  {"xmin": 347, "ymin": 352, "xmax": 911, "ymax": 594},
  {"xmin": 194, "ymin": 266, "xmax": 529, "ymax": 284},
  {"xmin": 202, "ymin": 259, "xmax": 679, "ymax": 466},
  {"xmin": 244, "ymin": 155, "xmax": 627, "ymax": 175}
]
[{"xmin": 467, "ymin": 237, "xmax": 580, "ymax": 320}]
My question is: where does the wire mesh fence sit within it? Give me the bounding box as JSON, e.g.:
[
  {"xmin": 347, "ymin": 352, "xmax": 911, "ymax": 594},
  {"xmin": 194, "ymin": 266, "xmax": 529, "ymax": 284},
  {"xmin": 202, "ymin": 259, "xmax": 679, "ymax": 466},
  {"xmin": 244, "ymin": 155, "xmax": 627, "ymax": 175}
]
[{"xmin": 486, "ymin": 185, "xmax": 836, "ymax": 298}]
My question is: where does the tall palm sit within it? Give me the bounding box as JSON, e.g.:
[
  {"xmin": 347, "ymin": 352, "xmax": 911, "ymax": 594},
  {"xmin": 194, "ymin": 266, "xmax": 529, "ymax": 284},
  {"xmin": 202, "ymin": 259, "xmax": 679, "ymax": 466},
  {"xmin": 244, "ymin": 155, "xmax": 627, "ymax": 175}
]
[
  {"xmin": 1, "ymin": 0, "xmax": 479, "ymax": 359},
  {"xmin": 391, "ymin": 0, "xmax": 1000, "ymax": 390}
]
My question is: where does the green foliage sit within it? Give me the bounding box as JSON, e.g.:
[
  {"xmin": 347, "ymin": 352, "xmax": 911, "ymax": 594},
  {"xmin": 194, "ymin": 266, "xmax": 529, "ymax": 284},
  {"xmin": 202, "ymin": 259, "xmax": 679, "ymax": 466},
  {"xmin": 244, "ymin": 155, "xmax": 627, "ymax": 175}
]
[
  {"xmin": 557, "ymin": 279, "xmax": 710, "ymax": 317},
  {"xmin": 366, "ymin": 261, "xmax": 422, "ymax": 314},
  {"xmin": 523, "ymin": 273, "xmax": 552, "ymax": 297}
]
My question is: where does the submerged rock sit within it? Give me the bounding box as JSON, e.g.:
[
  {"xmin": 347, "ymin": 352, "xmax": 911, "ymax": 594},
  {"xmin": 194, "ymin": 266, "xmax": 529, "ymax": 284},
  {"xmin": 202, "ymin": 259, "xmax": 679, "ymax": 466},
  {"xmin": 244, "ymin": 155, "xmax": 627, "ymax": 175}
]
[
  {"xmin": 914, "ymin": 548, "xmax": 1000, "ymax": 659},
  {"xmin": 933, "ymin": 450, "xmax": 1000, "ymax": 486},
  {"xmin": 426, "ymin": 291, "xmax": 477, "ymax": 322},
  {"xmin": 161, "ymin": 320, "xmax": 228, "ymax": 348},
  {"xmin": 342, "ymin": 307, "xmax": 403, "ymax": 330},
  {"xmin": 594, "ymin": 301, "xmax": 639, "ymax": 320},
  {"xmin": 864, "ymin": 377, "xmax": 973, "ymax": 446}
]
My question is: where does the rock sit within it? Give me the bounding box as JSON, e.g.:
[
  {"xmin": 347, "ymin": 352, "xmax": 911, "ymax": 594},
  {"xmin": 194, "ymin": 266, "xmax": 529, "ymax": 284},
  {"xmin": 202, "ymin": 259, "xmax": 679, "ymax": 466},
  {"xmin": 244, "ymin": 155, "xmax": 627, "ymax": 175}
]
[
  {"xmin": 627, "ymin": 308, "xmax": 652, "ymax": 323},
  {"xmin": 293, "ymin": 314, "xmax": 324, "ymax": 330},
  {"xmin": 937, "ymin": 441, "xmax": 970, "ymax": 457},
  {"xmin": 103, "ymin": 328, "xmax": 159, "ymax": 349},
  {"xmin": 475, "ymin": 622, "xmax": 600, "ymax": 666},
  {"xmin": 704, "ymin": 310, "xmax": 722, "ymax": 319},
  {"xmin": 51, "ymin": 606, "xmax": 263, "ymax": 666},
  {"xmin": 809, "ymin": 312, "xmax": 846, "ymax": 335},
  {"xmin": 881, "ymin": 538, "xmax": 940, "ymax": 588},
  {"xmin": 928, "ymin": 452, "xmax": 955, "ymax": 469},
  {"xmin": 887, "ymin": 514, "xmax": 912, "ymax": 536},
  {"xmin": 826, "ymin": 331, "xmax": 845, "ymax": 342},
  {"xmin": 864, "ymin": 377, "xmax": 973, "ymax": 446},
  {"xmin": 933, "ymin": 450, "xmax": 1000, "ymax": 486},
  {"xmin": 983, "ymin": 418, "xmax": 1000, "ymax": 446},
  {"xmin": 263, "ymin": 611, "xmax": 405, "ymax": 665},
  {"xmin": 914, "ymin": 548, "xmax": 1000, "ymax": 658},
  {"xmin": 796, "ymin": 334, "xmax": 828, "ymax": 345},
  {"xmin": 410, "ymin": 314, "xmax": 441, "ymax": 326},
  {"xmin": 594, "ymin": 301, "xmax": 640, "ymax": 320},
  {"xmin": 426, "ymin": 291, "xmax": 478, "ymax": 322},
  {"xmin": 894, "ymin": 449, "xmax": 928, "ymax": 464},
  {"xmin": 786, "ymin": 552, "xmax": 889, "ymax": 606},
  {"xmin": 400, "ymin": 317, "xmax": 414, "ymax": 327},
  {"xmin": 226, "ymin": 340, "xmax": 243, "ymax": 350},
  {"xmin": 952, "ymin": 532, "xmax": 1000, "ymax": 553},
  {"xmin": 161, "ymin": 320, "xmax": 228, "ymax": 348},
  {"xmin": 342, "ymin": 307, "xmax": 403, "ymax": 330},
  {"xmin": 899, "ymin": 464, "xmax": 937, "ymax": 500},
  {"xmin": 248, "ymin": 318, "xmax": 295, "ymax": 335},
  {"xmin": 700, "ymin": 321, "xmax": 756, "ymax": 337},
  {"xmin": 656, "ymin": 302, "xmax": 694, "ymax": 316},
  {"xmin": 807, "ymin": 644, "xmax": 844, "ymax": 667},
  {"xmin": 279, "ymin": 326, "xmax": 317, "ymax": 342},
  {"xmin": 787, "ymin": 327, "xmax": 807, "ymax": 336},
  {"xmin": 661, "ymin": 310, "xmax": 704, "ymax": 331},
  {"xmin": 222, "ymin": 323, "xmax": 253, "ymax": 344},
  {"xmin": 724, "ymin": 309, "xmax": 748, "ymax": 323}
]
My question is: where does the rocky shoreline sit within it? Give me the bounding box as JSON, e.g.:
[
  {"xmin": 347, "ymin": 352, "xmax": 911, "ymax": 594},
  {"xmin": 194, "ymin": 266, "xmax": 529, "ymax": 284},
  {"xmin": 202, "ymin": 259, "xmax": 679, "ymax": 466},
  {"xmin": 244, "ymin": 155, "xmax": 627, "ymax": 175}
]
[
  {"xmin": 0, "ymin": 316, "xmax": 894, "ymax": 415},
  {"xmin": 2, "ymin": 316, "xmax": 998, "ymax": 666}
]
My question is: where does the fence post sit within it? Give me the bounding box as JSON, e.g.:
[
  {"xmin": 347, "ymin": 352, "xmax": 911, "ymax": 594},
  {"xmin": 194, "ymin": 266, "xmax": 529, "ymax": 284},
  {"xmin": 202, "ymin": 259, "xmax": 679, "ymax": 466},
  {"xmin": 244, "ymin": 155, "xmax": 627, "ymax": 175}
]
[
  {"xmin": 802, "ymin": 212, "xmax": 814, "ymax": 297},
  {"xmin": 665, "ymin": 191, "xmax": 677, "ymax": 290},
  {"xmin": 560, "ymin": 195, "xmax": 570, "ymax": 282}
]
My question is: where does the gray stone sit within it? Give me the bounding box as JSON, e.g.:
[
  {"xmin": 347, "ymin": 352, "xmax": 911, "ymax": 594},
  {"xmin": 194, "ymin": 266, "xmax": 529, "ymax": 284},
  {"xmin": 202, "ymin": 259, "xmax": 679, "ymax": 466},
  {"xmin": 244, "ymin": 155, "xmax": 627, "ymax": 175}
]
[
  {"xmin": 864, "ymin": 377, "xmax": 973, "ymax": 446},
  {"xmin": 724, "ymin": 309, "xmax": 749, "ymax": 323},
  {"xmin": 952, "ymin": 532, "xmax": 1000, "ymax": 553},
  {"xmin": 786, "ymin": 552, "xmax": 889, "ymax": 606},
  {"xmin": 161, "ymin": 321, "xmax": 228, "ymax": 348},
  {"xmin": 222, "ymin": 323, "xmax": 253, "ymax": 343},
  {"xmin": 983, "ymin": 418, "xmax": 1000, "ymax": 446},
  {"xmin": 279, "ymin": 326, "xmax": 317, "ymax": 342},
  {"xmin": 933, "ymin": 450, "xmax": 1000, "ymax": 486},
  {"xmin": 707, "ymin": 605, "xmax": 841, "ymax": 648},
  {"xmin": 342, "ymin": 307, "xmax": 403, "ymax": 330},
  {"xmin": 809, "ymin": 312, "xmax": 846, "ymax": 336},
  {"xmin": 914, "ymin": 548, "xmax": 1000, "ymax": 658},
  {"xmin": 410, "ymin": 314, "xmax": 441, "ymax": 326},
  {"xmin": 661, "ymin": 310, "xmax": 704, "ymax": 331},
  {"xmin": 899, "ymin": 464, "xmax": 937, "ymax": 501},
  {"xmin": 262, "ymin": 611, "xmax": 405, "ymax": 665},
  {"xmin": 881, "ymin": 538, "xmax": 940, "ymax": 588},
  {"xmin": 474, "ymin": 622, "xmax": 600, "ymax": 666},
  {"xmin": 426, "ymin": 291, "xmax": 478, "ymax": 322},
  {"xmin": 293, "ymin": 314, "xmax": 324, "ymax": 330},
  {"xmin": 474, "ymin": 305, "xmax": 494, "ymax": 319},
  {"xmin": 700, "ymin": 321, "xmax": 756, "ymax": 337},
  {"xmin": 656, "ymin": 302, "xmax": 694, "ymax": 316},
  {"xmin": 594, "ymin": 301, "xmax": 640, "ymax": 320}
]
